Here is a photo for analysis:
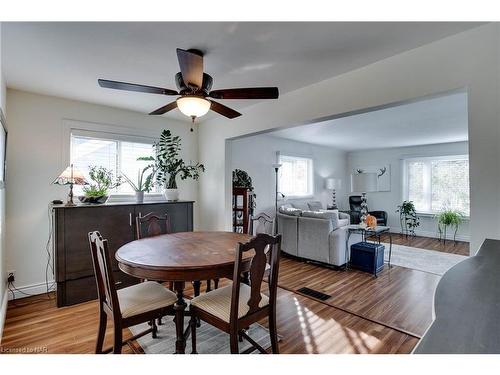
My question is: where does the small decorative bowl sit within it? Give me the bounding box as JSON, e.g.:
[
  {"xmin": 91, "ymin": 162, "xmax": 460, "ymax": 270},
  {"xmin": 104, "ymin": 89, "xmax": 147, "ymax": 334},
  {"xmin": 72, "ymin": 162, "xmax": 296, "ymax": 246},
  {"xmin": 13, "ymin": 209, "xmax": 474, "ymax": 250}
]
[{"xmin": 78, "ymin": 195, "xmax": 109, "ymax": 204}]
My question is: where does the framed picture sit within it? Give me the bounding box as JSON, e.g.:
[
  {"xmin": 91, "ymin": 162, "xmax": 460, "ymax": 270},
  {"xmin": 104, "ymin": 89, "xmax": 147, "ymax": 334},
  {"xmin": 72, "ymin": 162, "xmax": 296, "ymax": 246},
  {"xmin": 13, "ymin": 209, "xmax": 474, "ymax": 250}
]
[
  {"xmin": 352, "ymin": 164, "xmax": 391, "ymax": 192},
  {"xmin": 0, "ymin": 108, "xmax": 6, "ymax": 189}
]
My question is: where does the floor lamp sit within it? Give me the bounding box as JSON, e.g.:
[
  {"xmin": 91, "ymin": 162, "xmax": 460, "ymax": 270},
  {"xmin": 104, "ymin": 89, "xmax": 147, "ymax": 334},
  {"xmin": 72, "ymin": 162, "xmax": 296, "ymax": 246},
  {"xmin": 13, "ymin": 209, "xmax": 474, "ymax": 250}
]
[{"xmin": 272, "ymin": 163, "xmax": 282, "ymax": 234}]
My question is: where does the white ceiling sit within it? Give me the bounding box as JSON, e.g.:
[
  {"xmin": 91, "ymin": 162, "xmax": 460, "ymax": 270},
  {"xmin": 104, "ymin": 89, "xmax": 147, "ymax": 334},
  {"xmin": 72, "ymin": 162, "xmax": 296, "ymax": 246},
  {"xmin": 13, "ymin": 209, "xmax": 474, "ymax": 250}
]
[
  {"xmin": 270, "ymin": 91, "xmax": 468, "ymax": 151},
  {"xmin": 3, "ymin": 22, "xmax": 481, "ymax": 122}
]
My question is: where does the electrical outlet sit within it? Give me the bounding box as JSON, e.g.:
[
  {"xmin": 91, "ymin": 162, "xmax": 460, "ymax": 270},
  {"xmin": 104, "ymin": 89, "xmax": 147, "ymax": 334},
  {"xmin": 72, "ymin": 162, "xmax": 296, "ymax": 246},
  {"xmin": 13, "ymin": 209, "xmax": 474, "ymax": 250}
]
[{"xmin": 7, "ymin": 270, "xmax": 15, "ymax": 283}]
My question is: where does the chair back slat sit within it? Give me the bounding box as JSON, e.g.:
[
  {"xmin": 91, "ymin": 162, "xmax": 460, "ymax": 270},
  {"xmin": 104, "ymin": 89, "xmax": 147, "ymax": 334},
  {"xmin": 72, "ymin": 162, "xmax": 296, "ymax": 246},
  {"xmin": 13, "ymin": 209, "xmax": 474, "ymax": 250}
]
[
  {"xmin": 136, "ymin": 212, "xmax": 171, "ymax": 239},
  {"xmin": 88, "ymin": 231, "xmax": 120, "ymax": 314},
  {"xmin": 230, "ymin": 233, "xmax": 281, "ymax": 322}
]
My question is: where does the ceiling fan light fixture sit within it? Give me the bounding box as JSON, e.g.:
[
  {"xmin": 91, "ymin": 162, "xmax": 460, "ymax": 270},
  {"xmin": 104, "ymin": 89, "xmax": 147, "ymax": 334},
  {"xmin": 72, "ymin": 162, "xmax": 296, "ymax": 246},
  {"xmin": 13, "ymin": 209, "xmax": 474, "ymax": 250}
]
[{"xmin": 176, "ymin": 96, "xmax": 211, "ymax": 118}]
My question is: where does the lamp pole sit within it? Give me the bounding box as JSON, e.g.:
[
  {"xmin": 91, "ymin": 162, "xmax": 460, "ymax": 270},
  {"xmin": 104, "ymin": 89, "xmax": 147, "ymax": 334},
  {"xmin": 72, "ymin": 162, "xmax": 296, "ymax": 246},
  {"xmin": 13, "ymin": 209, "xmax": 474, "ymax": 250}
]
[{"xmin": 272, "ymin": 163, "xmax": 282, "ymax": 234}]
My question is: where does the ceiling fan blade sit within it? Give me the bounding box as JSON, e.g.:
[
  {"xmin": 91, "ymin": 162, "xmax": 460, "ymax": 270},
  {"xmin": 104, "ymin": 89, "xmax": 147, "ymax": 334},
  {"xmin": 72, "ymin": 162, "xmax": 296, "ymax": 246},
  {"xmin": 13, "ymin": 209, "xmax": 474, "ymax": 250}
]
[
  {"xmin": 149, "ymin": 101, "xmax": 178, "ymax": 115},
  {"xmin": 176, "ymin": 48, "xmax": 204, "ymax": 89},
  {"xmin": 98, "ymin": 79, "xmax": 178, "ymax": 95},
  {"xmin": 209, "ymin": 87, "xmax": 279, "ymax": 100},
  {"xmin": 209, "ymin": 100, "xmax": 242, "ymax": 119}
]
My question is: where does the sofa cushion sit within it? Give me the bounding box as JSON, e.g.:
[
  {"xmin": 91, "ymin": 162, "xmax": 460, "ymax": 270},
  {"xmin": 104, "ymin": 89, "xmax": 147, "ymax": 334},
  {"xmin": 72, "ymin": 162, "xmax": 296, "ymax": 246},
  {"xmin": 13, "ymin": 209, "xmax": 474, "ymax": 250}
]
[
  {"xmin": 307, "ymin": 201, "xmax": 323, "ymax": 211},
  {"xmin": 302, "ymin": 210, "xmax": 337, "ymax": 220},
  {"xmin": 279, "ymin": 206, "xmax": 302, "ymax": 216}
]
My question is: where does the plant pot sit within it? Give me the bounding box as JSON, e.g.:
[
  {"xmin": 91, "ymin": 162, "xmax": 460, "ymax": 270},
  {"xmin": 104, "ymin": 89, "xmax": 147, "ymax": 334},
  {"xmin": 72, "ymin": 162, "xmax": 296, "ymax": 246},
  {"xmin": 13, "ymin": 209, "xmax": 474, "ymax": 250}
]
[
  {"xmin": 135, "ymin": 191, "xmax": 144, "ymax": 203},
  {"xmin": 78, "ymin": 195, "xmax": 109, "ymax": 204},
  {"xmin": 164, "ymin": 188, "xmax": 179, "ymax": 201}
]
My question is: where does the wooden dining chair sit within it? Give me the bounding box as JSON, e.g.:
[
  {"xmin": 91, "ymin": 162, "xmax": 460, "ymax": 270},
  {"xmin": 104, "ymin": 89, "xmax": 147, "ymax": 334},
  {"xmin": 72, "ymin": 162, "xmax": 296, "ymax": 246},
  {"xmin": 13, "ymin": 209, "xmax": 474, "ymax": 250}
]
[
  {"xmin": 248, "ymin": 212, "xmax": 275, "ymax": 236},
  {"xmin": 136, "ymin": 212, "xmax": 171, "ymax": 240},
  {"xmin": 189, "ymin": 233, "xmax": 282, "ymax": 354},
  {"xmin": 88, "ymin": 231, "xmax": 178, "ymax": 354}
]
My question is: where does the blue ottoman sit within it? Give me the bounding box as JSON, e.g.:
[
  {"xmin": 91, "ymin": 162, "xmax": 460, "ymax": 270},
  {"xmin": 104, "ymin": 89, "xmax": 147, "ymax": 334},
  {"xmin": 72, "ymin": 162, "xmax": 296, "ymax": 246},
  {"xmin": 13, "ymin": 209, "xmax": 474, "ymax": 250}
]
[{"xmin": 350, "ymin": 242, "xmax": 385, "ymax": 276}]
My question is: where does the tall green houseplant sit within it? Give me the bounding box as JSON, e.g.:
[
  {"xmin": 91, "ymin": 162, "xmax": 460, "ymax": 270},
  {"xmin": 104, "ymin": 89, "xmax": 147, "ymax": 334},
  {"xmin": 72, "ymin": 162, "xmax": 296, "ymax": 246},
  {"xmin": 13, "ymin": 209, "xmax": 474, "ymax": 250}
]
[
  {"xmin": 396, "ymin": 201, "xmax": 420, "ymax": 237},
  {"xmin": 436, "ymin": 209, "xmax": 463, "ymax": 245},
  {"xmin": 154, "ymin": 129, "xmax": 205, "ymax": 198}
]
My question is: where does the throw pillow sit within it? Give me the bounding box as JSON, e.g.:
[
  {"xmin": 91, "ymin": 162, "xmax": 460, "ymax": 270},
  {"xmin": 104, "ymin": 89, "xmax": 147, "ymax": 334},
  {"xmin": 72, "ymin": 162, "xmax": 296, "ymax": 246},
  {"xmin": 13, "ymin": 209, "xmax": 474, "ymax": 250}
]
[
  {"xmin": 291, "ymin": 201, "xmax": 309, "ymax": 211},
  {"xmin": 307, "ymin": 201, "xmax": 323, "ymax": 211}
]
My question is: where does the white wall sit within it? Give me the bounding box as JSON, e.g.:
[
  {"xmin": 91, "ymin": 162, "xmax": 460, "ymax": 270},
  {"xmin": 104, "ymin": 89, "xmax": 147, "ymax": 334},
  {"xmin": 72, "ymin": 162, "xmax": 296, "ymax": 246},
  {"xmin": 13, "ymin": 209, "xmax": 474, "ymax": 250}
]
[
  {"xmin": 347, "ymin": 142, "xmax": 470, "ymax": 242},
  {"xmin": 0, "ymin": 22, "xmax": 8, "ymax": 343},
  {"xmin": 4, "ymin": 89, "xmax": 200, "ymax": 297},
  {"xmin": 229, "ymin": 134, "xmax": 347, "ymax": 214},
  {"xmin": 198, "ymin": 24, "xmax": 500, "ymax": 254}
]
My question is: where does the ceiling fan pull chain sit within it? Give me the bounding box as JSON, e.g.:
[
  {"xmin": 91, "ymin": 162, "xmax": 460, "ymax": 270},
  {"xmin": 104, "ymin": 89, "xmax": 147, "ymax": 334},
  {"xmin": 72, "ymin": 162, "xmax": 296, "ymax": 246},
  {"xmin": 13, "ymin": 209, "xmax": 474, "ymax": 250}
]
[{"xmin": 190, "ymin": 115, "xmax": 197, "ymax": 132}]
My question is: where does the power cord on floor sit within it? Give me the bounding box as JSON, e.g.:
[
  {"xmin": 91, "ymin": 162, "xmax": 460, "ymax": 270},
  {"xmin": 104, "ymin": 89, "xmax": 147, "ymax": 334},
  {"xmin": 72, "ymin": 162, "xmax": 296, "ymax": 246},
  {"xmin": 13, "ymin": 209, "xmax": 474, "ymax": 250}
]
[{"xmin": 45, "ymin": 203, "xmax": 56, "ymax": 299}]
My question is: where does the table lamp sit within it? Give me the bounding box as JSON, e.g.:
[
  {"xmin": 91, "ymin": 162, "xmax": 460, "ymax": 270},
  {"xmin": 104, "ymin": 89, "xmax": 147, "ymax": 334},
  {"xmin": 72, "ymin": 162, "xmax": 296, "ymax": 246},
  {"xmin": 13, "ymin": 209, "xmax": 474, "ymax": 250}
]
[
  {"xmin": 52, "ymin": 164, "xmax": 88, "ymax": 206},
  {"xmin": 351, "ymin": 172, "xmax": 377, "ymax": 223},
  {"xmin": 325, "ymin": 178, "xmax": 340, "ymax": 209}
]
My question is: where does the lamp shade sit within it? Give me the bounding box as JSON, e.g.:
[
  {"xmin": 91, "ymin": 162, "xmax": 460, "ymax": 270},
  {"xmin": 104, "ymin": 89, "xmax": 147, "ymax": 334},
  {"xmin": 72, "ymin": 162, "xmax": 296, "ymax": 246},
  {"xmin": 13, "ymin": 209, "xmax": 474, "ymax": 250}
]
[
  {"xmin": 325, "ymin": 178, "xmax": 340, "ymax": 190},
  {"xmin": 176, "ymin": 96, "xmax": 211, "ymax": 118},
  {"xmin": 351, "ymin": 172, "xmax": 377, "ymax": 193},
  {"xmin": 53, "ymin": 164, "xmax": 88, "ymax": 185}
]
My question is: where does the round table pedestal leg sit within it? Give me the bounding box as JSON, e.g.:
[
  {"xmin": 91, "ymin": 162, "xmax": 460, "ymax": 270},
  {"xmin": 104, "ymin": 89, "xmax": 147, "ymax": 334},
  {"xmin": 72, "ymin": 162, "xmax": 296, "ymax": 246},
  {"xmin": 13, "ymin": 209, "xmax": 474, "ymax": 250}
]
[{"xmin": 173, "ymin": 281, "xmax": 187, "ymax": 354}]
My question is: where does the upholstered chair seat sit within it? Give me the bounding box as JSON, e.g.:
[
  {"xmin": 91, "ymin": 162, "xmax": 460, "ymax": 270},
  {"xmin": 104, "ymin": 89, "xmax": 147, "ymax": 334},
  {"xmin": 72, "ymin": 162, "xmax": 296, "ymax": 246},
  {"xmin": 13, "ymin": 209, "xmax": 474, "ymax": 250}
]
[
  {"xmin": 190, "ymin": 283, "xmax": 269, "ymax": 323},
  {"xmin": 117, "ymin": 281, "xmax": 178, "ymax": 319}
]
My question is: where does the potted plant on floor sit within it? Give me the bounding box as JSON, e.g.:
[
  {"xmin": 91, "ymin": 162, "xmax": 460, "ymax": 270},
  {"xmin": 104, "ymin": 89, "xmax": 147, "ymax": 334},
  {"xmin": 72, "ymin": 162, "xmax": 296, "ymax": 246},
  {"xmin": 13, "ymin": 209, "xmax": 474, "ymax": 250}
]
[
  {"xmin": 79, "ymin": 166, "xmax": 122, "ymax": 204},
  {"xmin": 436, "ymin": 209, "xmax": 463, "ymax": 245},
  {"xmin": 396, "ymin": 200, "xmax": 420, "ymax": 237},
  {"xmin": 121, "ymin": 157, "xmax": 156, "ymax": 203},
  {"xmin": 154, "ymin": 129, "xmax": 205, "ymax": 201}
]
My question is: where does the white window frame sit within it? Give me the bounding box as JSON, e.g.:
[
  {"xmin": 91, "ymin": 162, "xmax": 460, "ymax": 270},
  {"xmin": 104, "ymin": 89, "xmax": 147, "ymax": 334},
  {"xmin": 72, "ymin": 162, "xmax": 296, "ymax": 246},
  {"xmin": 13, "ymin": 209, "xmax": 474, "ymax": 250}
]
[
  {"xmin": 63, "ymin": 119, "xmax": 164, "ymax": 203},
  {"xmin": 278, "ymin": 153, "xmax": 314, "ymax": 199},
  {"xmin": 402, "ymin": 154, "xmax": 469, "ymax": 217}
]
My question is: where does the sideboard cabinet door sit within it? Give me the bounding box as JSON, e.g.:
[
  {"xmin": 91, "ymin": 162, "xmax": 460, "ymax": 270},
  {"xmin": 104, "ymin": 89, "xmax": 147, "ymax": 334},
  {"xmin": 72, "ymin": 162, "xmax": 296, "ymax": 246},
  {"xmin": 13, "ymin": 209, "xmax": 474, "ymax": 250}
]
[
  {"xmin": 135, "ymin": 203, "xmax": 193, "ymax": 233},
  {"xmin": 62, "ymin": 205, "xmax": 135, "ymax": 280}
]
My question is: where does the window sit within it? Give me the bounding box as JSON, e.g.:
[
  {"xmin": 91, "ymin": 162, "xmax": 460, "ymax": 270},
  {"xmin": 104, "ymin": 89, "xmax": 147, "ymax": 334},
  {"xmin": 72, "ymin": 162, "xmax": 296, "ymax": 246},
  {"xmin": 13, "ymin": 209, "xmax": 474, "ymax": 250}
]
[
  {"xmin": 278, "ymin": 154, "xmax": 313, "ymax": 198},
  {"xmin": 70, "ymin": 131, "xmax": 159, "ymax": 196},
  {"xmin": 404, "ymin": 155, "xmax": 469, "ymax": 216}
]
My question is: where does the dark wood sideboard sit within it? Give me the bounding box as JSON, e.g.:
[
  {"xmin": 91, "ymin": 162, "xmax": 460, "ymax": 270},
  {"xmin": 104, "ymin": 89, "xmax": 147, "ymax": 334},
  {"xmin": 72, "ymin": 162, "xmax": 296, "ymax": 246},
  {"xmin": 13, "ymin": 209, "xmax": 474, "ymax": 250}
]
[{"xmin": 52, "ymin": 200, "xmax": 194, "ymax": 307}]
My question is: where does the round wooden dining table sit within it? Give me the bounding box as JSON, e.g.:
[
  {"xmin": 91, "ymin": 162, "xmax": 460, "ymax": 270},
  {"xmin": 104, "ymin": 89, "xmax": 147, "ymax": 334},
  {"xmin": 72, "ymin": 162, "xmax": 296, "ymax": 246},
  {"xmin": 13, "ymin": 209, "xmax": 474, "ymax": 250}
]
[{"xmin": 115, "ymin": 231, "xmax": 253, "ymax": 354}]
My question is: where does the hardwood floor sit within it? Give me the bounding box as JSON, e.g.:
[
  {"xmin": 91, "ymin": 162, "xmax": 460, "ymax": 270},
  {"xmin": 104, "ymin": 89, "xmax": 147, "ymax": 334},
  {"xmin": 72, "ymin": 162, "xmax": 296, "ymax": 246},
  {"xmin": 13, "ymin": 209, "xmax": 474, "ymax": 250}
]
[
  {"xmin": 1, "ymin": 286, "xmax": 417, "ymax": 354},
  {"xmin": 2, "ymin": 257, "xmax": 436, "ymax": 354},
  {"xmin": 377, "ymin": 232, "xmax": 469, "ymax": 256},
  {"xmin": 278, "ymin": 258, "xmax": 439, "ymax": 337}
]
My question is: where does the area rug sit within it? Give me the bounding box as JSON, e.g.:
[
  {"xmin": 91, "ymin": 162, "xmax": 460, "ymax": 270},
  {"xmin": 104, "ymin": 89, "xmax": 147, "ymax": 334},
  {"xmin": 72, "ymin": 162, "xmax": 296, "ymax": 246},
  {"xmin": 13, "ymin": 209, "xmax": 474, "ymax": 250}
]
[
  {"xmin": 129, "ymin": 319, "xmax": 273, "ymax": 354},
  {"xmin": 382, "ymin": 242, "xmax": 467, "ymax": 276}
]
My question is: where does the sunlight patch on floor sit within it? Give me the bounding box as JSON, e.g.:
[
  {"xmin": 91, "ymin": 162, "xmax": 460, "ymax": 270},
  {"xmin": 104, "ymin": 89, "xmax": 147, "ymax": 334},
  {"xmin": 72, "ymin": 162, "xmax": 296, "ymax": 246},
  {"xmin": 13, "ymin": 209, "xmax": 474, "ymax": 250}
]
[{"xmin": 293, "ymin": 296, "xmax": 381, "ymax": 354}]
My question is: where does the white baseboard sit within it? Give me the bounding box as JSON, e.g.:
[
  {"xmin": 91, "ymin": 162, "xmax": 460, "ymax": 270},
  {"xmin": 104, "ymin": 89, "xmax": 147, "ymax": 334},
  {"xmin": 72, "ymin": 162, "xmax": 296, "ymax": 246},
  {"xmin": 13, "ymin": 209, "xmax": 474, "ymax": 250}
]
[
  {"xmin": 389, "ymin": 228, "xmax": 470, "ymax": 242},
  {"xmin": 0, "ymin": 288, "xmax": 8, "ymax": 344},
  {"xmin": 7, "ymin": 281, "xmax": 56, "ymax": 301}
]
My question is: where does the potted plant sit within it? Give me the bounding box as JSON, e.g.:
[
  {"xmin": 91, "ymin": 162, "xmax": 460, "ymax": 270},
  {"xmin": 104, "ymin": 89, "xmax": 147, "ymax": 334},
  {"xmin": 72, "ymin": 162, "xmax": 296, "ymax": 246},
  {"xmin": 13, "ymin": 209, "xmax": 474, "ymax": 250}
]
[
  {"xmin": 154, "ymin": 129, "xmax": 205, "ymax": 201},
  {"xmin": 232, "ymin": 169, "xmax": 257, "ymax": 209},
  {"xmin": 79, "ymin": 166, "xmax": 122, "ymax": 204},
  {"xmin": 436, "ymin": 209, "xmax": 463, "ymax": 245},
  {"xmin": 396, "ymin": 200, "xmax": 420, "ymax": 237},
  {"xmin": 121, "ymin": 157, "xmax": 156, "ymax": 203}
]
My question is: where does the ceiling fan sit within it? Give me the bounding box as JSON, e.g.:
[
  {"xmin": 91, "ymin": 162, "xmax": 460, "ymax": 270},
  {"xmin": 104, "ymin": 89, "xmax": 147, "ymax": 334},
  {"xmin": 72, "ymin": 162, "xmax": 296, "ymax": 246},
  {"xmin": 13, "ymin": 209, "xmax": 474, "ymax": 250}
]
[{"xmin": 98, "ymin": 48, "xmax": 279, "ymax": 130}]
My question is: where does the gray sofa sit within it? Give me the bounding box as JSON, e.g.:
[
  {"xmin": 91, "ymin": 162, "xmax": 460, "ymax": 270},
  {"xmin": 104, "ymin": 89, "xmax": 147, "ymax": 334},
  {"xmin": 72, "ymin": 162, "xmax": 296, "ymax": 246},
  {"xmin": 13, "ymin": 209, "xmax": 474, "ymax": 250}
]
[{"xmin": 277, "ymin": 201, "xmax": 360, "ymax": 267}]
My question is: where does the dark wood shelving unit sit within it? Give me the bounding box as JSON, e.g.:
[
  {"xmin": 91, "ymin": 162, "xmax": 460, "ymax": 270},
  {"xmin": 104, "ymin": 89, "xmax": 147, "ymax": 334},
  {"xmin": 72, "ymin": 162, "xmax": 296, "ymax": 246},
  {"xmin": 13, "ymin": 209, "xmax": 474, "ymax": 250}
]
[{"xmin": 232, "ymin": 187, "xmax": 254, "ymax": 234}]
